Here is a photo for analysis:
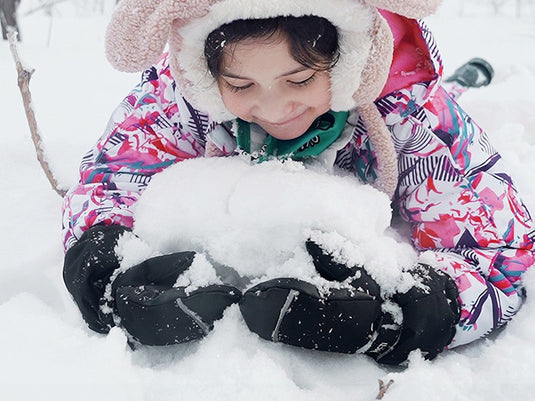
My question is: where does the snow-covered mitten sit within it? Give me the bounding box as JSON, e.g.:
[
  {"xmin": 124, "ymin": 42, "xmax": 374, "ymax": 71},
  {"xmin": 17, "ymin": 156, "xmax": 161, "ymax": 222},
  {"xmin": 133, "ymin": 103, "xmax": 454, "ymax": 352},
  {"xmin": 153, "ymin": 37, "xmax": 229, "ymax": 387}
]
[
  {"xmin": 306, "ymin": 240, "xmax": 381, "ymax": 297},
  {"xmin": 111, "ymin": 254, "xmax": 241, "ymax": 346},
  {"xmin": 305, "ymin": 240, "xmax": 358, "ymax": 281},
  {"xmin": 367, "ymin": 264, "xmax": 461, "ymax": 365},
  {"xmin": 240, "ymin": 277, "xmax": 383, "ymax": 353},
  {"xmin": 63, "ymin": 224, "xmax": 130, "ymax": 333}
]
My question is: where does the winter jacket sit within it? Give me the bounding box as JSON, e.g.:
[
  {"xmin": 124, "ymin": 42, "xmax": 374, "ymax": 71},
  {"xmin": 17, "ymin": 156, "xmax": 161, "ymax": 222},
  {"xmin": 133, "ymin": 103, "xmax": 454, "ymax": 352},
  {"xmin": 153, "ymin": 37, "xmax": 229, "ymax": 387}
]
[{"xmin": 62, "ymin": 12, "xmax": 535, "ymax": 349}]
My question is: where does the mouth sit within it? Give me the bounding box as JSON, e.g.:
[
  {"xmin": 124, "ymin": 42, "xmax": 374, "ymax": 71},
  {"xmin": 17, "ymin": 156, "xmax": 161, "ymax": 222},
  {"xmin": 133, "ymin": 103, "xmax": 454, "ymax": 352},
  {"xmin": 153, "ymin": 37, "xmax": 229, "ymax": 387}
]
[{"xmin": 259, "ymin": 110, "xmax": 307, "ymax": 128}]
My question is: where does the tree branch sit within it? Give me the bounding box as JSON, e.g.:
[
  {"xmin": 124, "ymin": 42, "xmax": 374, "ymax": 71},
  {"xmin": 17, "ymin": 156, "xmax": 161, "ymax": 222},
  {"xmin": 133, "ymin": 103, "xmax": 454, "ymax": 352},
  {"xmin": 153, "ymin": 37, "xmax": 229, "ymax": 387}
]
[
  {"xmin": 376, "ymin": 379, "xmax": 394, "ymax": 399},
  {"xmin": 8, "ymin": 31, "xmax": 66, "ymax": 197}
]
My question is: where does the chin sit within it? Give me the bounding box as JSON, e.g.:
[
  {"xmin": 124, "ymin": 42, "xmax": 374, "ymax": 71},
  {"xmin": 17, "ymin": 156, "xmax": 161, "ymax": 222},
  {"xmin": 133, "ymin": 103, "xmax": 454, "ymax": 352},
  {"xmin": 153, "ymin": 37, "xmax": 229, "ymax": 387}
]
[{"xmin": 266, "ymin": 129, "xmax": 306, "ymax": 141}]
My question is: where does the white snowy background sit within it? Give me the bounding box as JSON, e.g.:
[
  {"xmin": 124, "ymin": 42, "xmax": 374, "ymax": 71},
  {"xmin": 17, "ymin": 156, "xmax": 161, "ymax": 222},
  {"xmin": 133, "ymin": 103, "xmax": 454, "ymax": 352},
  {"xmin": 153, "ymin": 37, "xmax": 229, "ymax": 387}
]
[{"xmin": 1, "ymin": 1, "xmax": 535, "ymax": 400}]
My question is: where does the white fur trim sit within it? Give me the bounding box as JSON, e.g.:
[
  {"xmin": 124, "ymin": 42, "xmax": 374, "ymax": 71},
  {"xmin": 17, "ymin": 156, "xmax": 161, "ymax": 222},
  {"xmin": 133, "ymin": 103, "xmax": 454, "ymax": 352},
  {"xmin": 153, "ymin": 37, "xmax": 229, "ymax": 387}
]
[{"xmin": 172, "ymin": 0, "xmax": 375, "ymax": 121}]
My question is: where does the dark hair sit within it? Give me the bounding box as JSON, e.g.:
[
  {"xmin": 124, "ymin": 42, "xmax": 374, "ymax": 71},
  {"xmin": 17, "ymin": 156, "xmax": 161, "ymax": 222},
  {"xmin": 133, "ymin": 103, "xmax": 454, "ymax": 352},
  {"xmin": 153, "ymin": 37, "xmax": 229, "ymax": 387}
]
[{"xmin": 204, "ymin": 15, "xmax": 340, "ymax": 78}]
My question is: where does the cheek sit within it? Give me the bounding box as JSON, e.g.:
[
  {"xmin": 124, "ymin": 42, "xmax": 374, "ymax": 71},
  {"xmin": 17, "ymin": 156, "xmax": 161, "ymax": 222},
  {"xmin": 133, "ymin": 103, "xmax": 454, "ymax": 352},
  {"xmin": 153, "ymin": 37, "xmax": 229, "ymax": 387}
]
[
  {"xmin": 315, "ymin": 90, "xmax": 332, "ymax": 109},
  {"xmin": 307, "ymin": 78, "xmax": 332, "ymax": 109},
  {"xmin": 220, "ymin": 91, "xmax": 250, "ymax": 119},
  {"xmin": 305, "ymin": 91, "xmax": 331, "ymax": 115}
]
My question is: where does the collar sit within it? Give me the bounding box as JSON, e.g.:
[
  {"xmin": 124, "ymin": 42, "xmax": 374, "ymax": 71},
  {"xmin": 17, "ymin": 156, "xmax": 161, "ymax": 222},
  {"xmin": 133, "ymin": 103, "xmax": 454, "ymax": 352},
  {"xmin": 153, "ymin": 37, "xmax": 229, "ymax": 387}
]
[{"xmin": 237, "ymin": 110, "xmax": 349, "ymax": 163}]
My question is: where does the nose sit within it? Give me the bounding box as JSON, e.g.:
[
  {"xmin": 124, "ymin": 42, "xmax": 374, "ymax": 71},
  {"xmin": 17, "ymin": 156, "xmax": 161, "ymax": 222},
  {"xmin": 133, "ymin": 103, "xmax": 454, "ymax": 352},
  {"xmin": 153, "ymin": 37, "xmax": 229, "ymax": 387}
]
[{"xmin": 253, "ymin": 90, "xmax": 295, "ymax": 123}]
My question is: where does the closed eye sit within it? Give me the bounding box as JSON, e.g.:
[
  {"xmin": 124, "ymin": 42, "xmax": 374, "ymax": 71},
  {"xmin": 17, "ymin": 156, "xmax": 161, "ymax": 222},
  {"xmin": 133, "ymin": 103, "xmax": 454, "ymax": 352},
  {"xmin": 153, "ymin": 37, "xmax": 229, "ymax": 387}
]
[
  {"xmin": 223, "ymin": 81, "xmax": 253, "ymax": 93},
  {"xmin": 289, "ymin": 73, "xmax": 316, "ymax": 87}
]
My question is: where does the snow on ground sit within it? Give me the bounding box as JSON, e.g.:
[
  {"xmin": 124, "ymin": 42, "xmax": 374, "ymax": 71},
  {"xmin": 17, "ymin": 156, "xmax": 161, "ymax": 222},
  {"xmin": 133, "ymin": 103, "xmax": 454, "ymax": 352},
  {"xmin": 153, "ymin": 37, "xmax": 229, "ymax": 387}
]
[{"xmin": 1, "ymin": 1, "xmax": 535, "ymax": 400}]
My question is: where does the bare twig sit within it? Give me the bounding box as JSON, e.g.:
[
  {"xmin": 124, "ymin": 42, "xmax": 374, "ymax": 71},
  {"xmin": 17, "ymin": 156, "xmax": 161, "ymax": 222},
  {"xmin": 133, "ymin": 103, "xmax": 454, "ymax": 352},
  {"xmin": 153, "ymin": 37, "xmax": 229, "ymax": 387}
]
[
  {"xmin": 376, "ymin": 379, "xmax": 394, "ymax": 400},
  {"xmin": 8, "ymin": 31, "xmax": 66, "ymax": 197}
]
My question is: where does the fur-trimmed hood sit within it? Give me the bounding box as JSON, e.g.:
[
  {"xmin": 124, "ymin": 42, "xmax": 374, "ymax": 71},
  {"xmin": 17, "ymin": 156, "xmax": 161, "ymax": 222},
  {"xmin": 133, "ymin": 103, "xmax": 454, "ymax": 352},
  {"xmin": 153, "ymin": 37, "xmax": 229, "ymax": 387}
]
[{"xmin": 104, "ymin": 0, "xmax": 443, "ymax": 198}]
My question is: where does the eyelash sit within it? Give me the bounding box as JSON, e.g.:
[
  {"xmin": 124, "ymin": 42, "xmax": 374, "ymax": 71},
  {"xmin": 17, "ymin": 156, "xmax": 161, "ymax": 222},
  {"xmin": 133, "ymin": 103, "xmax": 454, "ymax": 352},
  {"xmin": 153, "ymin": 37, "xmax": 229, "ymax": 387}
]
[
  {"xmin": 224, "ymin": 73, "xmax": 317, "ymax": 93},
  {"xmin": 290, "ymin": 74, "xmax": 316, "ymax": 88},
  {"xmin": 224, "ymin": 82, "xmax": 253, "ymax": 93}
]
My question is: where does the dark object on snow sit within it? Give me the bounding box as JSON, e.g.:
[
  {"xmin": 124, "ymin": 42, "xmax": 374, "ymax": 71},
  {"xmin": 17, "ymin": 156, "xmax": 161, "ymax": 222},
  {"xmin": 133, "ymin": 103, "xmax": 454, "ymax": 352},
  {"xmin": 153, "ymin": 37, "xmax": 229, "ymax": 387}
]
[
  {"xmin": 240, "ymin": 241, "xmax": 461, "ymax": 365},
  {"xmin": 1, "ymin": 0, "xmax": 21, "ymax": 40},
  {"xmin": 240, "ymin": 277, "xmax": 384, "ymax": 353},
  {"xmin": 306, "ymin": 240, "xmax": 381, "ymax": 301},
  {"xmin": 63, "ymin": 225, "xmax": 130, "ymax": 333},
  {"xmin": 369, "ymin": 264, "xmax": 461, "ymax": 365},
  {"xmin": 63, "ymin": 225, "xmax": 241, "ymax": 344},
  {"xmin": 445, "ymin": 57, "xmax": 494, "ymax": 88},
  {"xmin": 306, "ymin": 239, "xmax": 359, "ymax": 281},
  {"xmin": 242, "ymin": 241, "xmax": 384, "ymax": 352},
  {"xmin": 111, "ymin": 255, "xmax": 241, "ymax": 345},
  {"xmin": 115, "ymin": 284, "xmax": 241, "ymax": 346}
]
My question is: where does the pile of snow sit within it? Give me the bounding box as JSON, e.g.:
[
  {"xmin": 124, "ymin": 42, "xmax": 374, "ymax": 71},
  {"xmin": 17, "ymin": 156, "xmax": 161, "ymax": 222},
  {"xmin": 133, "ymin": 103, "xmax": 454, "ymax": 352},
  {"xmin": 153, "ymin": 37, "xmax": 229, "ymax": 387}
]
[
  {"xmin": 1, "ymin": 1, "xmax": 535, "ymax": 400},
  {"xmin": 125, "ymin": 157, "xmax": 416, "ymax": 295}
]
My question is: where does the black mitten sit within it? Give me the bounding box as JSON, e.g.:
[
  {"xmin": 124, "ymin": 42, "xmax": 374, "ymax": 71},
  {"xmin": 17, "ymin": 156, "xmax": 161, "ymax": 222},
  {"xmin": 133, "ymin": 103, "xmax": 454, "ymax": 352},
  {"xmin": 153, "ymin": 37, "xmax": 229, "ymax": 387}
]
[
  {"xmin": 238, "ymin": 240, "xmax": 388, "ymax": 353},
  {"xmin": 111, "ymin": 254, "xmax": 242, "ymax": 346},
  {"xmin": 306, "ymin": 240, "xmax": 357, "ymax": 281},
  {"xmin": 111, "ymin": 251, "xmax": 196, "ymax": 290},
  {"xmin": 240, "ymin": 277, "xmax": 383, "ymax": 353},
  {"xmin": 369, "ymin": 264, "xmax": 461, "ymax": 365},
  {"xmin": 63, "ymin": 224, "xmax": 130, "ymax": 333},
  {"xmin": 306, "ymin": 240, "xmax": 381, "ymax": 297}
]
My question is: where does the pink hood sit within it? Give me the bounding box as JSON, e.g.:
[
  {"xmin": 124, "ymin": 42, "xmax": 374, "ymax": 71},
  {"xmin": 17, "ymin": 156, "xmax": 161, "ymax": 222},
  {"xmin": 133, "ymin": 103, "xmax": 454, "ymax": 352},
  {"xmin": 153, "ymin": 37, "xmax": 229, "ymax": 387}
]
[{"xmin": 379, "ymin": 10, "xmax": 440, "ymax": 98}]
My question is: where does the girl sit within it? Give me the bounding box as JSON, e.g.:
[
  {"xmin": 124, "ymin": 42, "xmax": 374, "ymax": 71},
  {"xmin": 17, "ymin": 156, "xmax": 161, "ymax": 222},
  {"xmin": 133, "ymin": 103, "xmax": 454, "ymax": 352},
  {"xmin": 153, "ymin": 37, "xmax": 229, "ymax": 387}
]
[{"xmin": 62, "ymin": 0, "xmax": 534, "ymax": 365}]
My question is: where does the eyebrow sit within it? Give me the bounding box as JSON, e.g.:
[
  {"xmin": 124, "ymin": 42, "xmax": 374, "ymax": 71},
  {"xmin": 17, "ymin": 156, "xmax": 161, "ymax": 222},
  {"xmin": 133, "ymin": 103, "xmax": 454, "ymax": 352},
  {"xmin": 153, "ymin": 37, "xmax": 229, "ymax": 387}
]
[{"xmin": 221, "ymin": 66, "xmax": 310, "ymax": 80}]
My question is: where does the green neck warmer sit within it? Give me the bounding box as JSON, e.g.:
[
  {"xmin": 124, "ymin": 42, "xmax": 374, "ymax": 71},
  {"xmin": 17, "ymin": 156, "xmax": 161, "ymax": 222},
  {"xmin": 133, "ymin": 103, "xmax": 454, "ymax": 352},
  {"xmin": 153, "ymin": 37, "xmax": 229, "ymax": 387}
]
[{"xmin": 237, "ymin": 110, "xmax": 349, "ymax": 163}]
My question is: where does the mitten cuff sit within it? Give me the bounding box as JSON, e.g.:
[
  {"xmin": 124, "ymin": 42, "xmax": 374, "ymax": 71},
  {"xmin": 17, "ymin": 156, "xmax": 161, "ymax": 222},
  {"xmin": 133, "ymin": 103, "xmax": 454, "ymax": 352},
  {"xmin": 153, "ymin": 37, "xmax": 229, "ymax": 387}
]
[
  {"xmin": 63, "ymin": 224, "xmax": 131, "ymax": 333},
  {"xmin": 370, "ymin": 264, "xmax": 461, "ymax": 365}
]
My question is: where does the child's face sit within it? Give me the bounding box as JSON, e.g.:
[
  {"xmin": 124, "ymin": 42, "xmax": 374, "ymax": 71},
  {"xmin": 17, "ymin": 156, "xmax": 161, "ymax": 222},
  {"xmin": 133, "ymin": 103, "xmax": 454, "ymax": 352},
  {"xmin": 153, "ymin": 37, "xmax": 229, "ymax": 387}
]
[{"xmin": 217, "ymin": 35, "xmax": 332, "ymax": 140}]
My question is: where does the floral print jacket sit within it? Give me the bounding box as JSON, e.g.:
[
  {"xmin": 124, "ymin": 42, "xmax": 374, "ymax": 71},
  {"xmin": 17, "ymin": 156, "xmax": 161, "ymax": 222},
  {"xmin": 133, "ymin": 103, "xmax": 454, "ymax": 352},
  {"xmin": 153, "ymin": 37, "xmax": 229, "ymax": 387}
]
[{"xmin": 62, "ymin": 15, "xmax": 535, "ymax": 349}]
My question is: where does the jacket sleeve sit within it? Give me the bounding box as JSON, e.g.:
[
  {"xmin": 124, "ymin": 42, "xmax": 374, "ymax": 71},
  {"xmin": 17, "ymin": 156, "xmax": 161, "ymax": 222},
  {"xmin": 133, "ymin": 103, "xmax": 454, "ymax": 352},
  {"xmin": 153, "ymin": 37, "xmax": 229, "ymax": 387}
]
[
  {"xmin": 378, "ymin": 81, "xmax": 535, "ymax": 347},
  {"xmin": 62, "ymin": 54, "xmax": 212, "ymax": 252}
]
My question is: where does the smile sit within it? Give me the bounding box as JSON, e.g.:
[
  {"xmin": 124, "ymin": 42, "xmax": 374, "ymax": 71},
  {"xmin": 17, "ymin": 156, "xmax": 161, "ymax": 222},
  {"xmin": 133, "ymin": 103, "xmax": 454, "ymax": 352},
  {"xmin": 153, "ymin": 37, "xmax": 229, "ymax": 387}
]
[{"xmin": 260, "ymin": 111, "xmax": 307, "ymax": 127}]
